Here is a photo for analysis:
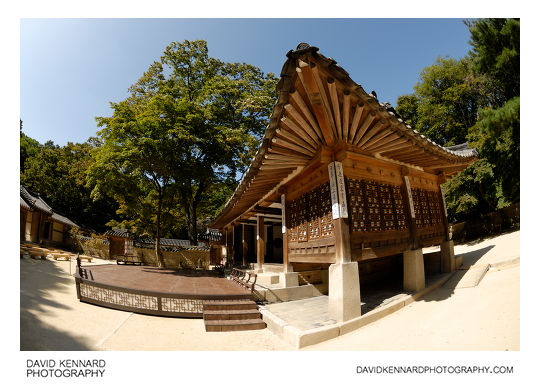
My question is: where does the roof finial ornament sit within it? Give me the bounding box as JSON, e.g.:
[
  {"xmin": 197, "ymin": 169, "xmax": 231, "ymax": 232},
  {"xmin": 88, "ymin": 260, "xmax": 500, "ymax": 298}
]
[{"xmin": 296, "ymin": 42, "xmax": 311, "ymax": 50}]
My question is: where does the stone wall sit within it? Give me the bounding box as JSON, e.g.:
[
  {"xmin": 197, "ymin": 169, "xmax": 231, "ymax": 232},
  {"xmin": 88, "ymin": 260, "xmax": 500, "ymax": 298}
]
[
  {"xmin": 451, "ymin": 202, "xmax": 520, "ymax": 243},
  {"xmin": 133, "ymin": 247, "xmax": 211, "ymax": 269}
]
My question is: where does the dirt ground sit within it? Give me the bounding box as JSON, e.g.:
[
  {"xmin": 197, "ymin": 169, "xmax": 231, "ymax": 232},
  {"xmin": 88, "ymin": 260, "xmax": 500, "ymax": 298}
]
[{"xmin": 20, "ymin": 230, "xmax": 520, "ymax": 351}]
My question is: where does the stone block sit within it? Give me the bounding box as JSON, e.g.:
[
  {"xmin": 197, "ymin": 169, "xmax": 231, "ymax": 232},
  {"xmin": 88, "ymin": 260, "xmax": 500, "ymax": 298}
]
[
  {"xmin": 403, "ymin": 248, "xmax": 425, "ymax": 291},
  {"xmin": 441, "ymin": 240, "xmax": 456, "ymax": 273},
  {"xmin": 328, "ymin": 262, "xmax": 362, "ymax": 322},
  {"xmin": 279, "ymin": 272, "xmax": 299, "ymax": 288}
]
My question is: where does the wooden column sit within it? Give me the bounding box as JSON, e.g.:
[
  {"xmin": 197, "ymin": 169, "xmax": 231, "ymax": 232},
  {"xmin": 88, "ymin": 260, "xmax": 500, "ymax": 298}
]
[
  {"xmin": 242, "ymin": 223, "xmax": 248, "ymax": 267},
  {"xmin": 256, "ymin": 215, "xmax": 265, "ymax": 272},
  {"xmin": 437, "ymin": 173, "xmax": 451, "ymax": 241},
  {"xmin": 281, "ymin": 193, "xmax": 292, "ymax": 273},
  {"xmin": 231, "ymin": 224, "xmax": 236, "ymax": 267},
  {"xmin": 329, "ymin": 161, "xmax": 352, "ymax": 263},
  {"xmin": 401, "ymin": 168, "xmax": 418, "ymax": 249}
]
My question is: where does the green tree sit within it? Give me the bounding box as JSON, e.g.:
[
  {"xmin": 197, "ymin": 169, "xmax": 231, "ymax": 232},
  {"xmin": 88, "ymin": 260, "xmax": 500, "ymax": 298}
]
[
  {"xmin": 20, "ymin": 120, "xmax": 41, "ymax": 171},
  {"xmin": 396, "ymin": 56, "xmax": 486, "ymax": 146},
  {"xmin": 89, "ymin": 40, "xmax": 277, "ymax": 265},
  {"xmin": 21, "ymin": 140, "xmax": 118, "ymax": 231},
  {"xmin": 466, "ymin": 18, "xmax": 520, "ymax": 106}
]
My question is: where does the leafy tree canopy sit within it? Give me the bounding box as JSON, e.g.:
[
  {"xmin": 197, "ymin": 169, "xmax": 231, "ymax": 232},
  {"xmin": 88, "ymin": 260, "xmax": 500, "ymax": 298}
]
[
  {"xmin": 89, "ymin": 40, "xmax": 278, "ymax": 263},
  {"xmin": 21, "ymin": 140, "xmax": 119, "ymax": 232}
]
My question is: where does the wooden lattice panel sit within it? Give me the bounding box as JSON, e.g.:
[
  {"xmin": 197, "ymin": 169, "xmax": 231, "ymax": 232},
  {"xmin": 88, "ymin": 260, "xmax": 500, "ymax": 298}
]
[
  {"xmin": 412, "ymin": 188, "xmax": 432, "ymax": 228},
  {"xmin": 347, "ymin": 179, "xmax": 367, "ymax": 232},
  {"xmin": 287, "ymin": 198, "xmax": 299, "ymax": 242},
  {"xmin": 427, "ymin": 190, "xmax": 443, "ymax": 226},
  {"xmin": 319, "ymin": 182, "xmax": 334, "ymax": 237},
  {"xmin": 364, "ymin": 180, "xmax": 382, "ymax": 231},
  {"xmin": 286, "ymin": 182, "xmax": 333, "ymax": 242},
  {"xmin": 379, "ymin": 183, "xmax": 396, "ymax": 231},
  {"xmin": 347, "ymin": 178, "xmax": 409, "ymax": 233},
  {"xmin": 307, "ymin": 188, "xmax": 320, "ymax": 239}
]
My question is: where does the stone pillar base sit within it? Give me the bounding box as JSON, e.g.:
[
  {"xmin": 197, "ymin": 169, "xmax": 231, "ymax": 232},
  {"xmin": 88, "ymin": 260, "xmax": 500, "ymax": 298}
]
[
  {"xmin": 328, "ymin": 262, "xmax": 361, "ymax": 322},
  {"xmin": 279, "ymin": 272, "xmax": 299, "ymax": 288},
  {"xmin": 441, "ymin": 240, "xmax": 455, "ymax": 273},
  {"xmin": 403, "ymin": 248, "xmax": 425, "ymax": 292}
]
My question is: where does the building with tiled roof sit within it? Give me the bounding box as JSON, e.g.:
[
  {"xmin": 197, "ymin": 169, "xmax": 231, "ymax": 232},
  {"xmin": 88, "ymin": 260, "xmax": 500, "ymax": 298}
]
[
  {"xmin": 210, "ymin": 43, "xmax": 477, "ymax": 323},
  {"xmin": 20, "ymin": 185, "xmax": 79, "ymax": 246}
]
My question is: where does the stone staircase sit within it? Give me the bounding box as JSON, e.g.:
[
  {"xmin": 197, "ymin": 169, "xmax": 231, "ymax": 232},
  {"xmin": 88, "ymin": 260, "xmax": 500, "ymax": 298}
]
[{"xmin": 203, "ymin": 299, "xmax": 266, "ymax": 332}]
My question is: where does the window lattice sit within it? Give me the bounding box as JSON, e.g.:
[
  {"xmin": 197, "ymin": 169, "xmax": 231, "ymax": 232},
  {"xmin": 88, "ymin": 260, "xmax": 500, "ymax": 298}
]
[
  {"xmin": 286, "ymin": 182, "xmax": 333, "ymax": 242},
  {"xmin": 347, "ymin": 178, "xmax": 408, "ymax": 232}
]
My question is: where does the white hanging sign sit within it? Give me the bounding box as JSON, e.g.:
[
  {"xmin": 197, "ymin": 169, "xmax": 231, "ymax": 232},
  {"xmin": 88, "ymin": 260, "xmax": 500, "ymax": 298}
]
[
  {"xmin": 404, "ymin": 176, "xmax": 415, "ymax": 218},
  {"xmin": 328, "ymin": 162, "xmax": 340, "ymax": 219},
  {"xmin": 334, "ymin": 161, "xmax": 349, "ymax": 218}
]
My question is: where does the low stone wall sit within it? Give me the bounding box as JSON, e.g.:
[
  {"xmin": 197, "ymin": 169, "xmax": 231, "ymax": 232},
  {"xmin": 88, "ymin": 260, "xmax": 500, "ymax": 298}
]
[
  {"xmin": 451, "ymin": 202, "xmax": 520, "ymax": 243},
  {"xmin": 67, "ymin": 237, "xmax": 111, "ymax": 259},
  {"xmin": 133, "ymin": 247, "xmax": 211, "ymax": 269}
]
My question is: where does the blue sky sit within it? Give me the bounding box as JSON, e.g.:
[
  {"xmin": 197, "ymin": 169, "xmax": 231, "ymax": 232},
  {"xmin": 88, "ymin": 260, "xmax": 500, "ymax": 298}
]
[{"xmin": 20, "ymin": 18, "xmax": 472, "ymax": 146}]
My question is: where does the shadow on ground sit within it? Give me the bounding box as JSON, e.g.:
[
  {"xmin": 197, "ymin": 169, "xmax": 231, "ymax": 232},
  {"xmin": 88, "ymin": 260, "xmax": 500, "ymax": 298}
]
[
  {"xmin": 20, "ymin": 258, "xmax": 91, "ymax": 350},
  {"xmin": 359, "ymin": 244, "xmax": 496, "ymax": 310}
]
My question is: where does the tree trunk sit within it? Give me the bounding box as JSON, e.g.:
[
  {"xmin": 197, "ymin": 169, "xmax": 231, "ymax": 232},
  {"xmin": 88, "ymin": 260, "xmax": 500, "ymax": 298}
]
[{"xmin": 155, "ymin": 189, "xmax": 164, "ymax": 267}]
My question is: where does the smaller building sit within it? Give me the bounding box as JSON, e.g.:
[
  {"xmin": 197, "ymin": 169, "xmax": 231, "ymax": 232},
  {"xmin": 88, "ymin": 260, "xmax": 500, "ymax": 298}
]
[{"xmin": 20, "ymin": 185, "xmax": 78, "ymax": 246}]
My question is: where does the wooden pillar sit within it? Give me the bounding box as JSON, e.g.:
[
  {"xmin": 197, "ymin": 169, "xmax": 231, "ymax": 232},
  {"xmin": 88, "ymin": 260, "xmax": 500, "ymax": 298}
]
[
  {"xmin": 281, "ymin": 193, "xmax": 292, "ymax": 273},
  {"xmin": 256, "ymin": 215, "xmax": 265, "ymax": 272},
  {"xmin": 437, "ymin": 173, "xmax": 451, "ymax": 241},
  {"xmin": 401, "ymin": 168, "xmax": 418, "ymax": 249},
  {"xmin": 329, "ymin": 161, "xmax": 352, "ymax": 263},
  {"xmin": 231, "ymin": 224, "xmax": 236, "ymax": 267},
  {"xmin": 242, "ymin": 223, "xmax": 247, "ymax": 267}
]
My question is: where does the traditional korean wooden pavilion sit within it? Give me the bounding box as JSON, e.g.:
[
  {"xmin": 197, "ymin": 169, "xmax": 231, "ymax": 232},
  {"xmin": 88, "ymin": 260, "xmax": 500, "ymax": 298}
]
[{"xmin": 210, "ymin": 43, "xmax": 476, "ymax": 322}]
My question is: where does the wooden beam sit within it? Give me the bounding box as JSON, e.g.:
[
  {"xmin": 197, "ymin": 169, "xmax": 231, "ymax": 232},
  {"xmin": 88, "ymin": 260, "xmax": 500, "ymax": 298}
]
[
  {"xmin": 356, "ymin": 120, "xmax": 387, "ymax": 147},
  {"xmin": 327, "ymin": 77, "xmax": 342, "ymax": 140},
  {"xmin": 363, "ymin": 131, "xmax": 402, "ymax": 151},
  {"xmin": 284, "ymin": 104, "xmax": 321, "ymax": 145},
  {"xmin": 352, "ymin": 111, "xmax": 377, "ymax": 145},
  {"xmin": 276, "ymin": 127, "xmax": 316, "ymax": 151},
  {"xmin": 289, "ymin": 89, "xmax": 324, "ymax": 142},
  {"xmin": 264, "ymin": 153, "xmax": 308, "ymax": 162},
  {"xmin": 311, "ymin": 63, "xmax": 337, "ymax": 141},
  {"xmin": 297, "ymin": 62, "xmax": 335, "ymax": 146},
  {"xmin": 359, "ymin": 124, "xmax": 393, "ymax": 150},
  {"xmin": 348, "ymin": 102, "xmax": 365, "ymax": 144},
  {"xmin": 268, "ymin": 144, "xmax": 311, "ymax": 159},
  {"xmin": 281, "ymin": 115, "xmax": 318, "ymax": 148},
  {"xmin": 342, "ymin": 91, "xmax": 351, "ymax": 143},
  {"xmin": 271, "ymin": 136, "xmax": 314, "ymax": 157}
]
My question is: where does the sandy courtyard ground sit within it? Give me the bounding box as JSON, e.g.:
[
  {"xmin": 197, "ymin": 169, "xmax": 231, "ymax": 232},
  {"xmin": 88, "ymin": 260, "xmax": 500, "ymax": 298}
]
[{"xmin": 20, "ymin": 231, "xmax": 520, "ymax": 351}]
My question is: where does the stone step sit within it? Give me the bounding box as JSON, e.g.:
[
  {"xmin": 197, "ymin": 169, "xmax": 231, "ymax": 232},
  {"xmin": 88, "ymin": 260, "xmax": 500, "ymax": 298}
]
[
  {"xmin": 203, "ymin": 309, "xmax": 262, "ymax": 321},
  {"xmin": 204, "ymin": 318, "xmax": 266, "ymax": 332},
  {"xmin": 203, "ymin": 300, "xmax": 258, "ymax": 311}
]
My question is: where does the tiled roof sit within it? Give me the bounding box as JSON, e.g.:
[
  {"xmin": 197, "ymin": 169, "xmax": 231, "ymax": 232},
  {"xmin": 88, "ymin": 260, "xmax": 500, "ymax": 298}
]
[
  {"xmin": 51, "ymin": 212, "xmax": 78, "ymax": 227},
  {"xmin": 20, "ymin": 185, "xmax": 53, "ymax": 215},
  {"xmin": 104, "ymin": 229, "xmax": 133, "ymax": 238},
  {"xmin": 134, "ymin": 237, "xmax": 208, "ymax": 251},
  {"xmin": 20, "ymin": 185, "xmax": 79, "ymax": 227},
  {"xmin": 20, "ymin": 196, "xmax": 31, "ymax": 210},
  {"xmin": 198, "ymin": 228, "xmax": 222, "ymax": 242}
]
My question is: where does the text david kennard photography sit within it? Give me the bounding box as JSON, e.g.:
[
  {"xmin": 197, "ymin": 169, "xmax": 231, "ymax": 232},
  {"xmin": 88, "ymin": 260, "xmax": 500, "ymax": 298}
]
[{"xmin": 26, "ymin": 359, "xmax": 106, "ymax": 378}]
